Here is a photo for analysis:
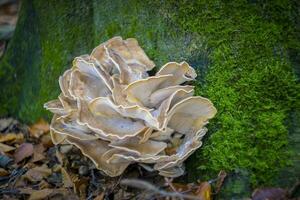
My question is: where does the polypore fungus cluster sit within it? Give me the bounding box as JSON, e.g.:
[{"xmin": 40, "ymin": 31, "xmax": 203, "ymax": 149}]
[{"xmin": 44, "ymin": 37, "xmax": 217, "ymax": 177}]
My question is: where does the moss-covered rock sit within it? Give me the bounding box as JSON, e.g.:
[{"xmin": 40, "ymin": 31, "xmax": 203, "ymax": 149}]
[{"xmin": 0, "ymin": 0, "xmax": 299, "ymax": 197}]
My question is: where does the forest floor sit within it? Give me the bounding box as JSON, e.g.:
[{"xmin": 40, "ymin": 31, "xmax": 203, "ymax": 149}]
[
  {"xmin": 0, "ymin": 117, "xmax": 219, "ymax": 200},
  {"xmin": 0, "ymin": 117, "xmax": 298, "ymax": 200}
]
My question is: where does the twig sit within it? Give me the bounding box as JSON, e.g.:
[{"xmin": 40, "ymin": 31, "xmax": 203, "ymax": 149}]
[
  {"xmin": 8, "ymin": 167, "xmax": 27, "ymax": 188},
  {"xmin": 287, "ymin": 179, "xmax": 300, "ymax": 198},
  {"xmin": 0, "ymin": 188, "xmax": 20, "ymax": 195},
  {"xmin": 164, "ymin": 177, "xmax": 184, "ymax": 200},
  {"xmin": 213, "ymin": 170, "xmax": 227, "ymax": 194},
  {"xmin": 121, "ymin": 178, "xmax": 202, "ymax": 200}
]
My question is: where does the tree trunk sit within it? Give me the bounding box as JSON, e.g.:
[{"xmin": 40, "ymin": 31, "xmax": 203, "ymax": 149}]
[{"xmin": 0, "ymin": 0, "xmax": 204, "ymax": 123}]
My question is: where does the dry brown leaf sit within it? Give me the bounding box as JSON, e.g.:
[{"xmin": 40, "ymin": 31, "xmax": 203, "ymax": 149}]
[
  {"xmin": 20, "ymin": 188, "xmax": 75, "ymax": 200},
  {"xmin": 55, "ymin": 149, "xmax": 64, "ymax": 164},
  {"xmin": 40, "ymin": 134, "xmax": 53, "ymax": 148},
  {"xmin": 31, "ymin": 144, "xmax": 46, "ymax": 163},
  {"xmin": 61, "ymin": 167, "xmax": 88, "ymax": 197},
  {"xmin": 37, "ymin": 179, "xmax": 51, "ymax": 189},
  {"xmin": 195, "ymin": 182, "xmax": 211, "ymax": 200},
  {"xmin": 23, "ymin": 164, "xmax": 52, "ymax": 182},
  {"xmin": 61, "ymin": 167, "xmax": 74, "ymax": 188},
  {"xmin": 52, "ymin": 164, "xmax": 61, "ymax": 172},
  {"xmin": 62, "ymin": 169, "xmax": 89, "ymax": 197},
  {"xmin": 171, "ymin": 182, "xmax": 194, "ymax": 193},
  {"xmin": 0, "ymin": 133, "xmax": 23, "ymax": 143},
  {"xmin": 52, "ymin": 188, "xmax": 79, "ymax": 200},
  {"xmin": 28, "ymin": 119, "xmax": 50, "ymax": 138},
  {"xmin": 0, "ymin": 168, "xmax": 9, "ymax": 176},
  {"xmin": 75, "ymin": 177, "xmax": 89, "ymax": 199},
  {"xmin": 0, "ymin": 142, "xmax": 15, "ymax": 152},
  {"xmin": 20, "ymin": 188, "xmax": 53, "ymax": 200},
  {"xmin": 252, "ymin": 188, "xmax": 287, "ymax": 200},
  {"xmin": 94, "ymin": 193, "xmax": 104, "ymax": 200},
  {"xmin": 2, "ymin": 194, "xmax": 19, "ymax": 200},
  {"xmin": 23, "ymin": 162, "xmax": 35, "ymax": 169},
  {"xmin": 14, "ymin": 176, "xmax": 27, "ymax": 188},
  {"xmin": 14, "ymin": 143, "xmax": 33, "ymax": 163},
  {"xmin": 0, "ymin": 118, "xmax": 14, "ymax": 132},
  {"xmin": 167, "ymin": 180, "xmax": 212, "ymax": 199}
]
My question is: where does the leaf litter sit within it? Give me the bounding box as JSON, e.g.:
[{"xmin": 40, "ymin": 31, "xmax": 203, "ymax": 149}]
[{"xmin": 0, "ymin": 117, "xmax": 298, "ymax": 200}]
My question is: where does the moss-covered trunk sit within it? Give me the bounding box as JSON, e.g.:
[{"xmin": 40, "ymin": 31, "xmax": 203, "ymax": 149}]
[
  {"xmin": 0, "ymin": 0, "xmax": 205, "ymax": 122},
  {"xmin": 0, "ymin": 0, "xmax": 95, "ymax": 121},
  {"xmin": 0, "ymin": 0, "xmax": 299, "ymax": 198}
]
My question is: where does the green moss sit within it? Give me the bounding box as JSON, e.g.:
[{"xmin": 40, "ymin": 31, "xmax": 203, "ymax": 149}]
[
  {"xmin": 155, "ymin": 0, "xmax": 300, "ymax": 187},
  {"xmin": 92, "ymin": 0, "xmax": 204, "ymax": 68},
  {"xmin": 0, "ymin": 0, "xmax": 204, "ymax": 123},
  {"xmin": 0, "ymin": 0, "xmax": 38, "ymax": 117},
  {"xmin": 0, "ymin": 0, "xmax": 95, "ymax": 123}
]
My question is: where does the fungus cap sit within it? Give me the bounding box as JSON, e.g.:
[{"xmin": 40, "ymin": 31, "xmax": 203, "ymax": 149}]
[{"xmin": 44, "ymin": 37, "xmax": 217, "ymax": 177}]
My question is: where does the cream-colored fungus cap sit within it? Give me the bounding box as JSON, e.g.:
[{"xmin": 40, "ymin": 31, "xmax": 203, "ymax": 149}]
[{"xmin": 44, "ymin": 37, "xmax": 217, "ymax": 177}]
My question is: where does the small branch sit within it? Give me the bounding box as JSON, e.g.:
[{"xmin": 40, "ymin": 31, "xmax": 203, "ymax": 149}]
[{"xmin": 121, "ymin": 178, "xmax": 202, "ymax": 200}]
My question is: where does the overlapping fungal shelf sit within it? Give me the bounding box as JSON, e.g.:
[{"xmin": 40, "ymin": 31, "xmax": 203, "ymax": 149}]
[{"xmin": 44, "ymin": 37, "xmax": 217, "ymax": 177}]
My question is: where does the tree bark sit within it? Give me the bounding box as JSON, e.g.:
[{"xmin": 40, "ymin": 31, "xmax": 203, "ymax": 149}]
[{"xmin": 0, "ymin": 0, "xmax": 204, "ymax": 123}]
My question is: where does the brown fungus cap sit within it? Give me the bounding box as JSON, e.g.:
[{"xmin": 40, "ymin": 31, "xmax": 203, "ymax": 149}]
[{"xmin": 44, "ymin": 37, "xmax": 217, "ymax": 177}]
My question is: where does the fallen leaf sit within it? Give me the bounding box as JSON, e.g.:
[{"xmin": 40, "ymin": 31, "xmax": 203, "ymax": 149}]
[
  {"xmin": 171, "ymin": 183, "xmax": 194, "ymax": 193},
  {"xmin": 0, "ymin": 142, "xmax": 15, "ymax": 152},
  {"xmin": 14, "ymin": 177, "xmax": 27, "ymax": 188},
  {"xmin": 74, "ymin": 177, "xmax": 89, "ymax": 199},
  {"xmin": 195, "ymin": 182, "xmax": 211, "ymax": 200},
  {"xmin": 23, "ymin": 164, "xmax": 52, "ymax": 182},
  {"xmin": 0, "ymin": 168, "xmax": 8, "ymax": 176},
  {"xmin": 31, "ymin": 144, "xmax": 46, "ymax": 163},
  {"xmin": 62, "ymin": 168, "xmax": 88, "ymax": 197},
  {"xmin": 61, "ymin": 167, "xmax": 74, "ymax": 188},
  {"xmin": 14, "ymin": 143, "xmax": 33, "ymax": 163},
  {"xmin": 0, "ymin": 154, "xmax": 13, "ymax": 167},
  {"xmin": 55, "ymin": 149, "xmax": 64, "ymax": 164},
  {"xmin": 0, "ymin": 118, "xmax": 14, "ymax": 132},
  {"xmin": 20, "ymin": 188, "xmax": 53, "ymax": 200},
  {"xmin": 2, "ymin": 194, "xmax": 19, "ymax": 200},
  {"xmin": 52, "ymin": 163, "xmax": 61, "ymax": 172},
  {"xmin": 28, "ymin": 119, "xmax": 49, "ymax": 138},
  {"xmin": 53, "ymin": 188, "xmax": 79, "ymax": 200},
  {"xmin": 167, "ymin": 180, "xmax": 211, "ymax": 200},
  {"xmin": 94, "ymin": 193, "xmax": 104, "ymax": 200},
  {"xmin": 0, "ymin": 133, "xmax": 23, "ymax": 143},
  {"xmin": 37, "ymin": 179, "xmax": 51, "ymax": 189},
  {"xmin": 252, "ymin": 188, "xmax": 287, "ymax": 200},
  {"xmin": 40, "ymin": 134, "xmax": 53, "ymax": 148}
]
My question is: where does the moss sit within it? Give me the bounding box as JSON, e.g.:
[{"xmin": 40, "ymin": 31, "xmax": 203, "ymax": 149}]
[
  {"xmin": 0, "ymin": 0, "xmax": 95, "ymax": 123},
  {"xmin": 154, "ymin": 0, "xmax": 300, "ymax": 188},
  {"xmin": 0, "ymin": 0, "xmax": 204, "ymax": 123},
  {"xmin": 0, "ymin": 0, "xmax": 38, "ymax": 117},
  {"xmin": 92, "ymin": 0, "xmax": 204, "ymax": 68}
]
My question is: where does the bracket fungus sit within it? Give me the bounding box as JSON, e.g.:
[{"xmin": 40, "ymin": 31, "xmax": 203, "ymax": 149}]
[{"xmin": 44, "ymin": 37, "xmax": 217, "ymax": 177}]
